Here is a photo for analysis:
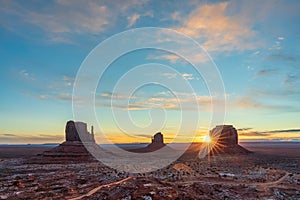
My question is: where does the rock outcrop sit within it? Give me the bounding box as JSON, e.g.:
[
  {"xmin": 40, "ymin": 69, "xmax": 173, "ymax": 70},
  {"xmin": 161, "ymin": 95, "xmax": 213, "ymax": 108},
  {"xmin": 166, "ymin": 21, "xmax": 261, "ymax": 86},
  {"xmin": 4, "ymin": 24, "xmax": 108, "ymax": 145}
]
[
  {"xmin": 208, "ymin": 125, "xmax": 250, "ymax": 155},
  {"xmin": 37, "ymin": 120, "xmax": 98, "ymax": 163}
]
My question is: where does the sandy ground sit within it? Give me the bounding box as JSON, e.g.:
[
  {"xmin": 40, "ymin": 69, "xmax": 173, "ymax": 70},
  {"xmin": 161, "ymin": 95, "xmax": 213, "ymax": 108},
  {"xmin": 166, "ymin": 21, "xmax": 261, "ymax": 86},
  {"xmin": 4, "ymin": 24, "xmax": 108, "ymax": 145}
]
[
  {"xmin": 0, "ymin": 146, "xmax": 52, "ymax": 159},
  {"xmin": 241, "ymin": 142, "xmax": 300, "ymax": 157}
]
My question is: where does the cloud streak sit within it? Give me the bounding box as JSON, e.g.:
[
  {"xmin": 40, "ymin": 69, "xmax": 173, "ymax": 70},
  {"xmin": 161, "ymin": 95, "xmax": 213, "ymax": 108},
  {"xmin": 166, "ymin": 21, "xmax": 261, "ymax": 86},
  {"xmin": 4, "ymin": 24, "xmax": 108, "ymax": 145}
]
[
  {"xmin": 238, "ymin": 128, "xmax": 300, "ymax": 137},
  {"xmin": 255, "ymin": 69, "xmax": 277, "ymax": 77}
]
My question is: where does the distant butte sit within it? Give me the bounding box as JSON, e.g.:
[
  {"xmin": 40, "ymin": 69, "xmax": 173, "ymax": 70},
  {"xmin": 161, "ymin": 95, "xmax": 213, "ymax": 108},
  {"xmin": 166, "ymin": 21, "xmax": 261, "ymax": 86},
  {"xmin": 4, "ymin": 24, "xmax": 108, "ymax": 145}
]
[
  {"xmin": 129, "ymin": 132, "xmax": 166, "ymax": 153},
  {"xmin": 208, "ymin": 125, "xmax": 251, "ymax": 155}
]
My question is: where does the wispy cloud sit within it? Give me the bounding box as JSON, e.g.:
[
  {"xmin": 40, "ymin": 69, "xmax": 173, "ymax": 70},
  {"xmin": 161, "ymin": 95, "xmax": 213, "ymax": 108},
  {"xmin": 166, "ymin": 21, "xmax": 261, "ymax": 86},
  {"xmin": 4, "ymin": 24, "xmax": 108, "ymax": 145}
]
[
  {"xmin": 237, "ymin": 128, "xmax": 253, "ymax": 131},
  {"xmin": 182, "ymin": 73, "xmax": 194, "ymax": 80},
  {"xmin": 255, "ymin": 69, "xmax": 277, "ymax": 77},
  {"xmin": 0, "ymin": 0, "xmax": 149, "ymax": 43},
  {"xmin": 127, "ymin": 14, "xmax": 140, "ymax": 28},
  {"xmin": 19, "ymin": 70, "xmax": 35, "ymax": 81},
  {"xmin": 162, "ymin": 73, "xmax": 177, "ymax": 79},
  {"xmin": 17, "ymin": 73, "xmax": 76, "ymax": 102},
  {"xmin": 282, "ymin": 73, "xmax": 300, "ymax": 89},
  {"xmin": 238, "ymin": 128, "xmax": 300, "ymax": 138},
  {"xmin": 234, "ymin": 96, "xmax": 265, "ymax": 110},
  {"xmin": 174, "ymin": 2, "xmax": 258, "ymax": 52},
  {"xmin": 265, "ymin": 129, "xmax": 300, "ymax": 134},
  {"xmin": 268, "ymin": 41, "xmax": 282, "ymax": 50},
  {"xmin": 230, "ymin": 95, "xmax": 297, "ymax": 112},
  {"xmin": 267, "ymin": 54, "xmax": 299, "ymax": 62},
  {"xmin": 96, "ymin": 91, "xmax": 213, "ymax": 111},
  {"xmin": 0, "ymin": 133, "xmax": 64, "ymax": 144},
  {"xmin": 239, "ymin": 131, "xmax": 271, "ymax": 137}
]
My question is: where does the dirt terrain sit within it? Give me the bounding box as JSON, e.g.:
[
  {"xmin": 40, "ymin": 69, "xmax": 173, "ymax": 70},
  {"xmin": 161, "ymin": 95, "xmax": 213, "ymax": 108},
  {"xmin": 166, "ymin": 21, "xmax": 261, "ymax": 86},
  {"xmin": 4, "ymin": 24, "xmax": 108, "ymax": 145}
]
[{"xmin": 0, "ymin": 142, "xmax": 299, "ymax": 199}]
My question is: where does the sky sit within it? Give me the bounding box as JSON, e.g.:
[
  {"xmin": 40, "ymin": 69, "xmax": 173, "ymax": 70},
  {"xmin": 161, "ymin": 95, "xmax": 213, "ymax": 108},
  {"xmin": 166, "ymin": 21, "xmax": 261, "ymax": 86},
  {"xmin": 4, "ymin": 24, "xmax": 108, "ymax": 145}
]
[{"xmin": 0, "ymin": 0, "xmax": 300, "ymax": 144}]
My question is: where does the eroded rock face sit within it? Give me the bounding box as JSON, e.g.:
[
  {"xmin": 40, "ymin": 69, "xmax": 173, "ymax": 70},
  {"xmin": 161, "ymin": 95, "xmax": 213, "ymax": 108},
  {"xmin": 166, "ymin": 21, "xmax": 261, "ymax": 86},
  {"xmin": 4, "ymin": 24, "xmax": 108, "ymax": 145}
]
[{"xmin": 65, "ymin": 121, "xmax": 80, "ymax": 142}]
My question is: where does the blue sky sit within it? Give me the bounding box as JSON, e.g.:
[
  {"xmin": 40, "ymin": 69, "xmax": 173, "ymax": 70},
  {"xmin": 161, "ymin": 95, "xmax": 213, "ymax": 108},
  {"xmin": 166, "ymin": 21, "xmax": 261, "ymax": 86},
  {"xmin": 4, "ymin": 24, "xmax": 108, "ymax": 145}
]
[{"xmin": 0, "ymin": 0, "xmax": 300, "ymax": 144}]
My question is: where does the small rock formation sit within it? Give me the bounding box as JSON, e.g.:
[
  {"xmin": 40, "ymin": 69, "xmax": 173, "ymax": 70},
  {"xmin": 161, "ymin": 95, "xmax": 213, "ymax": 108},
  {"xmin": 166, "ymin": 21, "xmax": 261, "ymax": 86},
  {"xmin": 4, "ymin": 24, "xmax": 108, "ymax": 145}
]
[
  {"xmin": 129, "ymin": 132, "xmax": 166, "ymax": 153},
  {"xmin": 37, "ymin": 120, "xmax": 97, "ymax": 163},
  {"xmin": 208, "ymin": 125, "xmax": 250, "ymax": 155}
]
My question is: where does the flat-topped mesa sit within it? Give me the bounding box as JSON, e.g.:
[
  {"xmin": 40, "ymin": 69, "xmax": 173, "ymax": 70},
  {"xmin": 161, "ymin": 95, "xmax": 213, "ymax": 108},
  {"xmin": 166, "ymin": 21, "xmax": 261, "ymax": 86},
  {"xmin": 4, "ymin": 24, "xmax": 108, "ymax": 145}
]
[{"xmin": 65, "ymin": 120, "xmax": 95, "ymax": 143}]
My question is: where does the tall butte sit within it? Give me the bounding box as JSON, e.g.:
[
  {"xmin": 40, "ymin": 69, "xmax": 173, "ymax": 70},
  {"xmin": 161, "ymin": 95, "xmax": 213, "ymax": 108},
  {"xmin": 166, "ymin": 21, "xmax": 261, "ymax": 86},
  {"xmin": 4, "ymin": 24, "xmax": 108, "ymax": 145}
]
[
  {"xmin": 208, "ymin": 125, "xmax": 250, "ymax": 155},
  {"xmin": 38, "ymin": 120, "xmax": 98, "ymax": 163}
]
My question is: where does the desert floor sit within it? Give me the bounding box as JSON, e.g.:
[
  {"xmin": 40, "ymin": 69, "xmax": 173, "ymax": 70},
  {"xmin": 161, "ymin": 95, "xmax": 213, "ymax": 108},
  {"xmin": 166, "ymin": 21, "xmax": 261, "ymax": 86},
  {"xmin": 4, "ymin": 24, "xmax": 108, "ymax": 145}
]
[{"xmin": 0, "ymin": 142, "xmax": 299, "ymax": 199}]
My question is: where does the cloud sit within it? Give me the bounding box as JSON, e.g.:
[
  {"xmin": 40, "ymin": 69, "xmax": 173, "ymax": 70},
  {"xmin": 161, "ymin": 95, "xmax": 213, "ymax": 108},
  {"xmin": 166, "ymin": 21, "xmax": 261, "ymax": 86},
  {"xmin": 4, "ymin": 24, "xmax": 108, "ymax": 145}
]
[
  {"xmin": 282, "ymin": 73, "xmax": 300, "ymax": 89},
  {"xmin": 0, "ymin": 0, "xmax": 149, "ymax": 42},
  {"xmin": 239, "ymin": 131, "xmax": 271, "ymax": 137},
  {"xmin": 250, "ymin": 88, "xmax": 300, "ymax": 97},
  {"xmin": 134, "ymin": 134, "xmax": 151, "ymax": 138},
  {"xmin": 268, "ymin": 41, "xmax": 282, "ymax": 50},
  {"xmin": 1, "ymin": 1, "xmax": 109, "ymax": 34},
  {"xmin": 171, "ymin": 11, "xmax": 181, "ymax": 21},
  {"xmin": 0, "ymin": 133, "xmax": 64, "ymax": 144},
  {"xmin": 127, "ymin": 14, "xmax": 140, "ymax": 28},
  {"xmin": 17, "ymin": 73, "xmax": 78, "ymax": 102},
  {"xmin": 231, "ymin": 95, "xmax": 297, "ymax": 111},
  {"xmin": 264, "ymin": 129, "xmax": 300, "ymax": 134},
  {"xmin": 238, "ymin": 128, "xmax": 300, "ymax": 138},
  {"xmin": 255, "ymin": 69, "xmax": 277, "ymax": 77},
  {"xmin": 0, "ymin": 134, "xmax": 16, "ymax": 137},
  {"xmin": 97, "ymin": 91, "xmax": 213, "ymax": 111},
  {"xmin": 62, "ymin": 75, "xmax": 74, "ymax": 87},
  {"xmin": 147, "ymin": 53, "xmax": 183, "ymax": 64},
  {"xmin": 174, "ymin": 2, "xmax": 258, "ymax": 52},
  {"xmin": 267, "ymin": 54, "xmax": 299, "ymax": 62},
  {"xmin": 38, "ymin": 95, "xmax": 49, "ymax": 100},
  {"xmin": 237, "ymin": 128, "xmax": 253, "ymax": 131},
  {"xmin": 182, "ymin": 73, "xmax": 194, "ymax": 80},
  {"xmin": 19, "ymin": 70, "xmax": 35, "ymax": 81},
  {"xmin": 234, "ymin": 96, "xmax": 265, "ymax": 110},
  {"xmin": 162, "ymin": 73, "xmax": 177, "ymax": 79}
]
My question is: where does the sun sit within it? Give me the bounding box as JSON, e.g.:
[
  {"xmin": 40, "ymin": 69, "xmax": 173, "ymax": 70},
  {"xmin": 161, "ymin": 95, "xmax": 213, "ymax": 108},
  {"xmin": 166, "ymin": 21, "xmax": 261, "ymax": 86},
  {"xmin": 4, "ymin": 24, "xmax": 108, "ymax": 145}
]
[{"xmin": 203, "ymin": 135, "xmax": 211, "ymax": 143}]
